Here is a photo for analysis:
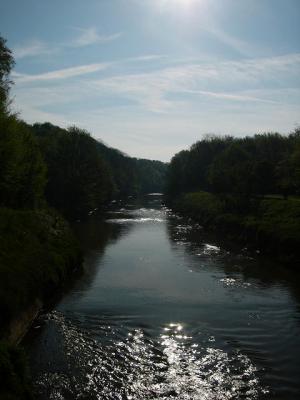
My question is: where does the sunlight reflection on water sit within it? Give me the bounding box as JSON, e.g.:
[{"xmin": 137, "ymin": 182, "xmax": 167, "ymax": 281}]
[
  {"xmin": 33, "ymin": 312, "xmax": 267, "ymax": 400},
  {"xmin": 106, "ymin": 217, "xmax": 164, "ymax": 223}
]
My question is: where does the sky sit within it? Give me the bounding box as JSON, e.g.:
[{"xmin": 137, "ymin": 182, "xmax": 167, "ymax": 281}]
[{"xmin": 0, "ymin": 0, "xmax": 299, "ymax": 161}]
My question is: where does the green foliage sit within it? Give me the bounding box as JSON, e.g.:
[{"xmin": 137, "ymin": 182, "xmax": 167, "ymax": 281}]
[
  {"xmin": 275, "ymin": 158, "xmax": 294, "ymax": 199},
  {"xmin": 0, "ymin": 36, "xmax": 14, "ymax": 114},
  {"xmin": 167, "ymin": 131, "xmax": 300, "ymax": 202},
  {"xmin": 0, "ymin": 116, "xmax": 46, "ymax": 209},
  {"xmin": 208, "ymin": 144, "xmax": 253, "ymax": 198},
  {"xmin": 0, "ymin": 36, "xmax": 46, "ymax": 211},
  {"xmin": 290, "ymin": 138, "xmax": 300, "ymax": 193},
  {"xmin": 0, "ymin": 207, "xmax": 81, "ymax": 336},
  {"xmin": 134, "ymin": 158, "xmax": 168, "ymax": 194},
  {"xmin": 0, "ymin": 342, "xmax": 32, "ymax": 400},
  {"xmin": 173, "ymin": 191, "xmax": 300, "ymax": 262},
  {"xmin": 0, "ymin": 37, "xmax": 83, "ymax": 399},
  {"xmin": 167, "ymin": 150, "xmax": 190, "ymax": 195},
  {"xmin": 32, "ymin": 122, "xmax": 168, "ymax": 218},
  {"xmin": 95, "ymin": 140, "xmax": 139, "ymax": 197},
  {"xmin": 175, "ymin": 192, "xmax": 223, "ymax": 225},
  {"xmin": 32, "ymin": 123, "xmax": 114, "ymax": 219},
  {"xmin": 96, "ymin": 143, "xmax": 168, "ymax": 196},
  {"xmin": 254, "ymin": 198, "xmax": 300, "ymax": 245},
  {"xmin": 251, "ymin": 160, "xmax": 274, "ymax": 196}
]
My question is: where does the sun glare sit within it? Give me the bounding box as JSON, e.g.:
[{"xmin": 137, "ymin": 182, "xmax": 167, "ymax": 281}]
[
  {"xmin": 156, "ymin": 0, "xmax": 204, "ymax": 14},
  {"xmin": 167, "ymin": 0, "xmax": 200, "ymax": 6}
]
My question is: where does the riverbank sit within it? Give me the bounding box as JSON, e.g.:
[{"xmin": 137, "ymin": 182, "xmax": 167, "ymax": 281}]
[
  {"xmin": 0, "ymin": 207, "xmax": 82, "ymax": 400},
  {"xmin": 170, "ymin": 191, "xmax": 300, "ymax": 265}
]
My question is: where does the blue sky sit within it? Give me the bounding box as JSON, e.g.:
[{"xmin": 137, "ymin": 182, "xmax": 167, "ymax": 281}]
[{"xmin": 1, "ymin": 0, "xmax": 299, "ymax": 161}]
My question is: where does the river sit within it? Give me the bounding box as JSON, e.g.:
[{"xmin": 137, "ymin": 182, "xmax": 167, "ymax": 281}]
[{"xmin": 25, "ymin": 194, "xmax": 300, "ymax": 399}]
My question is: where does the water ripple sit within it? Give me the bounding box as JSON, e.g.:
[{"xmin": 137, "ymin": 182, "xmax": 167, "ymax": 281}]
[{"xmin": 33, "ymin": 312, "xmax": 267, "ymax": 400}]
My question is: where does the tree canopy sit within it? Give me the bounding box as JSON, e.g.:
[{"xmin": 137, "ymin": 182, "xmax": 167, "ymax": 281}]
[{"xmin": 167, "ymin": 131, "xmax": 300, "ymax": 203}]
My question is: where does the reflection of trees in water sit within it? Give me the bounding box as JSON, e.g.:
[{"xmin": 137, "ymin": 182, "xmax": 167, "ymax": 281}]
[
  {"xmin": 72, "ymin": 214, "xmax": 130, "ymax": 252},
  {"xmin": 68, "ymin": 214, "xmax": 133, "ymax": 293},
  {"xmin": 70, "ymin": 195, "xmax": 163, "ymax": 294},
  {"xmin": 166, "ymin": 213, "xmax": 300, "ymax": 306}
]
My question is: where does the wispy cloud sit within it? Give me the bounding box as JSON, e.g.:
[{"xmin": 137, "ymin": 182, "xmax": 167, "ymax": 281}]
[
  {"xmin": 12, "ymin": 27, "xmax": 123, "ymax": 60},
  {"xmin": 11, "ymin": 54, "xmax": 168, "ymax": 84},
  {"xmin": 128, "ymin": 54, "xmax": 167, "ymax": 62},
  {"xmin": 183, "ymin": 89, "xmax": 278, "ymax": 104},
  {"xmin": 70, "ymin": 27, "xmax": 123, "ymax": 47},
  {"xmin": 87, "ymin": 53, "xmax": 300, "ymax": 112},
  {"xmin": 206, "ymin": 26, "xmax": 257, "ymax": 57},
  {"xmin": 12, "ymin": 52, "xmax": 300, "ymax": 114},
  {"xmin": 12, "ymin": 52, "xmax": 300, "ymax": 159},
  {"xmin": 13, "ymin": 40, "xmax": 57, "ymax": 59},
  {"xmin": 12, "ymin": 63, "xmax": 110, "ymax": 83}
]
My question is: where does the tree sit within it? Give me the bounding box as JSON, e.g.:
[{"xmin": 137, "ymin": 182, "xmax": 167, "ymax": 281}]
[
  {"xmin": 275, "ymin": 158, "xmax": 294, "ymax": 199},
  {"xmin": 0, "ymin": 117, "xmax": 46, "ymax": 209},
  {"xmin": 0, "ymin": 37, "xmax": 46, "ymax": 209},
  {"xmin": 135, "ymin": 158, "xmax": 168, "ymax": 194},
  {"xmin": 0, "ymin": 36, "xmax": 15, "ymax": 114},
  {"xmin": 252, "ymin": 160, "xmax": 274, "ymax": 196},
  {"xmin": 166, "ymin": 150, "xmax": 189, "ymax": 196},
  {"xmin": 208, "ymin": 144, "xmax": 253, "ymax": 199},
  {"xmin": 33, "ymin": 123, "xmax": 114, "ymax": 218}
]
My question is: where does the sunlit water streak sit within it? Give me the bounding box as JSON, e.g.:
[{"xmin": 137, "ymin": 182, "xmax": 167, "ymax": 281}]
[{"xmin": 26, "ymin": 196, "xmax": 300, "ymax": 399}]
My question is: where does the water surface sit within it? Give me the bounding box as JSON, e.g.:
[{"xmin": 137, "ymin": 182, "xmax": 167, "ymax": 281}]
[{"xmin": 26, "ymin": 195, "xmax": 300, "ymax": 399}]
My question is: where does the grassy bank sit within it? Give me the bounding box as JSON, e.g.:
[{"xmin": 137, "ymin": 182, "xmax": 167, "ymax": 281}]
[
  {"xmin": 172, "ymin": 191, "xmax": 300, "ymax": 265},
  {"xmin": 0, "ymin": 207, "xmax": 82, "ymax": 399}
]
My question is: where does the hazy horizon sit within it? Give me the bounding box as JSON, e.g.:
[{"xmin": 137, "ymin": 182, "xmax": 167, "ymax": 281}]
[{"xmin": 1, "ymin": 0, "xmax": 299, "ymax": 161}]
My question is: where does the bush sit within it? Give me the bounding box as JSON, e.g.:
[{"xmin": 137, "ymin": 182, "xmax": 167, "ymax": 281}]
[
  {"xmin": 172, "ymin": 191, "xmax": 300, "ymax": 263},
  {"xmin": 175, "ymin": 191, "xmax": 223, "ymax": 224},
  {"xmin": 0, "ymin": 342, "xmax": 32, "ymax": 400},
  {"xmin": 0, "ymin": 207, "xmax": 81, "ymax": 338}
]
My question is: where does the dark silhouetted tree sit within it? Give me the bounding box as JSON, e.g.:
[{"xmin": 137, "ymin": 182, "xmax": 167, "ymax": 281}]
[{"xmin": 0, "ymin": 36, "xmax": 14, "ymax": 114}]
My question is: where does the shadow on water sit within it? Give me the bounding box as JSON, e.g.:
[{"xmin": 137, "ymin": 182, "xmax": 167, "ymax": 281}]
[
  {"xmin": 70, "ymin": 213, "xmax": 133, "ymax": 294},
  {"xmin": 166, "ymin": 211, "xmax": 300, "ymax": 306}
]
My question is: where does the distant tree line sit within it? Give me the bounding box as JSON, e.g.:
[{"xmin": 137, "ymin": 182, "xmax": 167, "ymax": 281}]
[
  {"xmin": 31, "ymin": 122, "xmax": 167, "ymax": 218},
  {"xmin": 167, "ymin": 132, "xmax": 300, "ymax": 207}
]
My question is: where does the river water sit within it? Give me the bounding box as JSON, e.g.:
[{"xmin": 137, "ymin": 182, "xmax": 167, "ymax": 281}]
[{"xmin": 26, "ymin": 195, "xmax": 300, "ymax": 399}]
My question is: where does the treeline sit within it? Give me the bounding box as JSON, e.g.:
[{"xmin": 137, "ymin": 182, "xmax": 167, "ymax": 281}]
[
  {"xmin": 20, "ymin": 122, "xmax": 166, "ymax": 219},
  {"xmin": 167, "ymin": 132, "xmax": 300, "ymax": 203},
  {"xmin": 0, "ymin": 116, "xmax": 168, "ymax": 221},
  {"xmin": 96, "ymin": 141, "xmax": 167, "ymax": 198}
]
